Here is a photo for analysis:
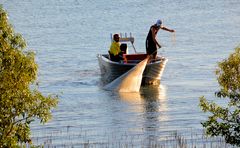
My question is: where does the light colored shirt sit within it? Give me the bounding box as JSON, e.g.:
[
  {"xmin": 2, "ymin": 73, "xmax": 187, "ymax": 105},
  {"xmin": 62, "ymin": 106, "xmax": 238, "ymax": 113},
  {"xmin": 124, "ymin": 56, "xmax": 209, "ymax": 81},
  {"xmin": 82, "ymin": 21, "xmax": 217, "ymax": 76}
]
[{"xmin": 109, "ymin": 41, "xmax": 121, "ymax": 56}]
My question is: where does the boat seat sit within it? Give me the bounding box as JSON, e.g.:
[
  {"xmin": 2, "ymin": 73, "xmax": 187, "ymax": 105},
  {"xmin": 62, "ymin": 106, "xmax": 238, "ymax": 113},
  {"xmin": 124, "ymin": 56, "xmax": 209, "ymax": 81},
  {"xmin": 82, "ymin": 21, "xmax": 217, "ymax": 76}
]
[
  {"xmin": 108, "ymin": 51, "xmax": 122, "ymax": 62},
  {"xmin": 123, "ymin": 54, "xmax": 148, "ymax": 63}
]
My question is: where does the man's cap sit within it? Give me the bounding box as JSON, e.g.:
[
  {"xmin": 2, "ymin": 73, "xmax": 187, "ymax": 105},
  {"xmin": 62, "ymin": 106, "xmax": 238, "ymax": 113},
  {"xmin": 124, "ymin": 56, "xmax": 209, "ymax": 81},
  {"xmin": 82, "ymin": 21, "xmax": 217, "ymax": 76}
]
[{"xmin": 156, "ymin": 19, "xmax": 162, "ymax": 27}]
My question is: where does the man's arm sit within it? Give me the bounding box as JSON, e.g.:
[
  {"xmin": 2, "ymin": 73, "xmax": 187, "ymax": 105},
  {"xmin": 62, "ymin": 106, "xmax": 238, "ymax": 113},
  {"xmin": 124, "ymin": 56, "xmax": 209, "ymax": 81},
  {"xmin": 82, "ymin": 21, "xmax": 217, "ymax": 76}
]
[{"xmin": 161, "ymin": 26, "xmax": 175, "ymax": 32}]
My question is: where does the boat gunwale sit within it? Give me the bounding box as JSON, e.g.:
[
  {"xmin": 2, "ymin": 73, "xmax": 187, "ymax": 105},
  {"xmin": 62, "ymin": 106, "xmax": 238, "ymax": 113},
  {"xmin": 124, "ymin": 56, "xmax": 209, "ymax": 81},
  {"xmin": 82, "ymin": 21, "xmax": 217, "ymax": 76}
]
[{"xmin": 97, "ymin": 54, "xmax": 165, "ymax": 66}]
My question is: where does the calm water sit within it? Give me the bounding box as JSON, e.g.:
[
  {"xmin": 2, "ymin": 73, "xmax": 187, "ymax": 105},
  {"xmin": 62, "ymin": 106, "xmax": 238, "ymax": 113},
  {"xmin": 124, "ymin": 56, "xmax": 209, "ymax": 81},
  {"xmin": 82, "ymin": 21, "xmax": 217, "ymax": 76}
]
[{"xmin": 2, "ymin": 0, "xmax": 240, "ymax": 146}]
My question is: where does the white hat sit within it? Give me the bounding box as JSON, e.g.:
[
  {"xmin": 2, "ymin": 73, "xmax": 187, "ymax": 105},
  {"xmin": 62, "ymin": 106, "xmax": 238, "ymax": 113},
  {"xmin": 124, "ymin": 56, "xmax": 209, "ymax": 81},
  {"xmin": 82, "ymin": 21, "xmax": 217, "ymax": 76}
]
[{"xmin": 156, "ymin": 19, "xmax": 163, "ymax": 27}]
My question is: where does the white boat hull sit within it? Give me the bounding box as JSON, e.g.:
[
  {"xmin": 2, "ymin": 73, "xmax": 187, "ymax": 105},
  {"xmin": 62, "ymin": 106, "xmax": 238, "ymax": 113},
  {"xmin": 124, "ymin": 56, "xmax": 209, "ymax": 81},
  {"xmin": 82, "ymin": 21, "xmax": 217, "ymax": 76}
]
[{"xmin": 97, "ymin": 54, "xmax": 168, "ymax": 85}]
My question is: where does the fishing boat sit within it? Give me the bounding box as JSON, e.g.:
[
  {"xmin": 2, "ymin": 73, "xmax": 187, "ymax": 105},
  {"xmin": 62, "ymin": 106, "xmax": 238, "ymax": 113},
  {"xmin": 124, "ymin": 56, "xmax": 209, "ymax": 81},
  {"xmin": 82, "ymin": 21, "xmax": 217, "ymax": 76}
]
[{"xmin": 97, "ymin": 33, "xmax": 168, "ymax": 85}]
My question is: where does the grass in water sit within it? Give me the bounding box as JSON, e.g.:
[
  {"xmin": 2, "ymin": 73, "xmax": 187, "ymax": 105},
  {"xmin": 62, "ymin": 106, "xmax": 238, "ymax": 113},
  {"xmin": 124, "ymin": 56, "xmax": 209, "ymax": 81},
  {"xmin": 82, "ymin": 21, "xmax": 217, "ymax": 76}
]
[{"xmin": 22, "ymin": 128, "xmax": 237, "ymax": 148}]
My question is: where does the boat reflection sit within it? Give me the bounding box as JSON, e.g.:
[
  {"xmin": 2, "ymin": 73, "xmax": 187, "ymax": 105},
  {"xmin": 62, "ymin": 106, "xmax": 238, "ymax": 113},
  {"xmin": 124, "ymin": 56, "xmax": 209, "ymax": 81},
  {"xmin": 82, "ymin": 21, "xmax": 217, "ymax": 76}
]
[
  {"xmin": 118, "ymin": 91, "xmax": 143, "ymax": 104},
  {"xmin": 118, "ymin": 85, "xmax": 169, "ymax": 144},
  {"xmin": 107, "ymin": 85, "xmax": 169, "ymax": 146},
  {"xmin": 141, "ymin": 85, "xmax": 168, "ymax": 116},
  {"xmin": 118, "ymin": 85, "xmax": 168, "ymax": 121},
  {"xmin": 118, "ymin": 85, "xmax": 166, "ymax": 102}
]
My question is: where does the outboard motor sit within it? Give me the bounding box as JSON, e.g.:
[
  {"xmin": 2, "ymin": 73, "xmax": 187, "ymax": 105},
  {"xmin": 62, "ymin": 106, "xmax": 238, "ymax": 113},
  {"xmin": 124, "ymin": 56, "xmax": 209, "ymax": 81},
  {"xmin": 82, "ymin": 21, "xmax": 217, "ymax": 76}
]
[{"xmin": 120, "ymin": 43, "xmax": 128, "ymax": 54}]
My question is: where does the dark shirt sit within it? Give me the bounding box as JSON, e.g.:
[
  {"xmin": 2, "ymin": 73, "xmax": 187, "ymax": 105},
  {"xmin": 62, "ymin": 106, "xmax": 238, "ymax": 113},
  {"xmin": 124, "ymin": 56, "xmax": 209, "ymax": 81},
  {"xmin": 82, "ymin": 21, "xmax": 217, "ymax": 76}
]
[{"xmin": 146, "ymin": 25, "xmax": 158, "ymax": 55}]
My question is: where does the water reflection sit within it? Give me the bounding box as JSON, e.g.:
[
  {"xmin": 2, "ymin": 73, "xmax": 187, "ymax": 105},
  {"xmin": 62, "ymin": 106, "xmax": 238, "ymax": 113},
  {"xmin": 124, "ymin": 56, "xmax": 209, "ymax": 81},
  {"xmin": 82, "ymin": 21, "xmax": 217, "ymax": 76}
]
[
  {"xmin": 118, "ymin": 85, "xmax": 166, "ymax": 103},
  {"xmin": 141, "ymin": 85, "xmax": 168, "ymax": 118},
  {"xmin": 118, "ymin": 84, "xmax": 168, "ymax": 122},
  {"xmin": 118, "ymin": 85, "xmax": 168, "ymax": 145},
  {"xmin": 118, "ymin": 91, "xmax": 143, "ymax": 104},
  {"xmin": 142, "ymin": 85, "xmax": 169, "ymax": 146}
]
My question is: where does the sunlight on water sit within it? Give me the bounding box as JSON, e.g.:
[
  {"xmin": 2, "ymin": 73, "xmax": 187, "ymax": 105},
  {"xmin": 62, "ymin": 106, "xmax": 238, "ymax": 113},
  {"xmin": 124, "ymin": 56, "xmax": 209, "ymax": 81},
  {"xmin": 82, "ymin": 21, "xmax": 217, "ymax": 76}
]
[{"xmin": 118, "ymin": 85, "xmax": 167, "ymax": 118}]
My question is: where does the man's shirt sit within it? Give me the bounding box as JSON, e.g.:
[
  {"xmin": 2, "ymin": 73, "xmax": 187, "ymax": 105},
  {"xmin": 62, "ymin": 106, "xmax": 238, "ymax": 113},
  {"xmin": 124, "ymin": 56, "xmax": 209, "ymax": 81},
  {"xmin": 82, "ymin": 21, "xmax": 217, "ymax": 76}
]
[{"xmin": 109, "ymin": 41, "xmax": 121, "ymax": 56}]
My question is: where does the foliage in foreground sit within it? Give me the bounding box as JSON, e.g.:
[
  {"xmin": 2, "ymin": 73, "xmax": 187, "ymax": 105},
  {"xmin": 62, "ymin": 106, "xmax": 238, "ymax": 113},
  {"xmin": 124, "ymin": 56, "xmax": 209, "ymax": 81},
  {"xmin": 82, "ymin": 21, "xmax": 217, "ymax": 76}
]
[
  {"xmin": 199, "ymin": 46, "xmax": 240, "ymax": 146},
  {"xmin": 0, "ymin": 5, "xmax": 58, "ymax": 147}
]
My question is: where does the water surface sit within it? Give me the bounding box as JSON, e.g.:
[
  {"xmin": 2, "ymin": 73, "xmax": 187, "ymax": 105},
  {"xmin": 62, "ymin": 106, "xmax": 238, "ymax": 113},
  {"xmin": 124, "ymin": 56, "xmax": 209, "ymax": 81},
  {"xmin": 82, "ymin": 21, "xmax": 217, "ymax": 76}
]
[{"xmin": 2, "ymin": 0, "xmax": 240, "ymax": 146}]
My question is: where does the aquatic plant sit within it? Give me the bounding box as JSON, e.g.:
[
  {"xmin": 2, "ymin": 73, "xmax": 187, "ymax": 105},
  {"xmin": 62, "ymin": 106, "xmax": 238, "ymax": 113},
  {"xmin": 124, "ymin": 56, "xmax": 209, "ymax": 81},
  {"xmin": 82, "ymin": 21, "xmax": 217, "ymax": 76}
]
[
  {"xmin": 200, "ymin": 46, "xmax": 240, "ymax": 146},
  {"xmin": 0, "ymin": 5, "xmax": 58, "ymax": 146},
  {"xmin": 28, "ymin": 128, "xmax": 235, "ymax": 147}
]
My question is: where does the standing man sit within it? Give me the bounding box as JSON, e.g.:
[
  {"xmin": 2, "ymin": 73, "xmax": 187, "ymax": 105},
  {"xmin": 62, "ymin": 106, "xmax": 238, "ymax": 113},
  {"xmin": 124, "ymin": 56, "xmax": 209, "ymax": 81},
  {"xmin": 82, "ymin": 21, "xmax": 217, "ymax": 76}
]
[{"xmin": 146, "ymin": 19, "xmax": 175, "ymax": 59}]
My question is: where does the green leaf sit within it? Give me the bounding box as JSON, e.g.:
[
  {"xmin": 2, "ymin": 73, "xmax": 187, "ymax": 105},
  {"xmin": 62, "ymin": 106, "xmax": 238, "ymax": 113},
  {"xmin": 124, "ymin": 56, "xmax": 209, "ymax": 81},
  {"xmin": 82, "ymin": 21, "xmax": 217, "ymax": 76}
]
[{"xmin": 0, "ymin": 6, "xmax": 58, "ymax": 146}]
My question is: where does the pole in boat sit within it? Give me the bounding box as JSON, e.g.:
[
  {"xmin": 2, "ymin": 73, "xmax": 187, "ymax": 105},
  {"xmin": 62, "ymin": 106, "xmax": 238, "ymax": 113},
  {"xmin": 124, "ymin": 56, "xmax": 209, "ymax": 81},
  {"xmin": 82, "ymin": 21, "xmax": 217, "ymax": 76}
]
[
  {"xmin": 103, "ymin": 56, "xmax": 149, "ymax": 92},
  {"xmin": 130, "ymin": 32, "xmax": 137, "ymax": 53}
]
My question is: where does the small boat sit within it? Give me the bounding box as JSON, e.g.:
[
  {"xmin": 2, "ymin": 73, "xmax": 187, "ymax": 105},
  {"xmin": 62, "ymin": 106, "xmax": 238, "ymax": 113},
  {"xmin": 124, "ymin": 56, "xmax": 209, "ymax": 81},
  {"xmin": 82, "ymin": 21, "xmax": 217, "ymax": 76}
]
[{"xmin": 97, "ymin": 33, "xmax": 168, "ymax": 85}]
